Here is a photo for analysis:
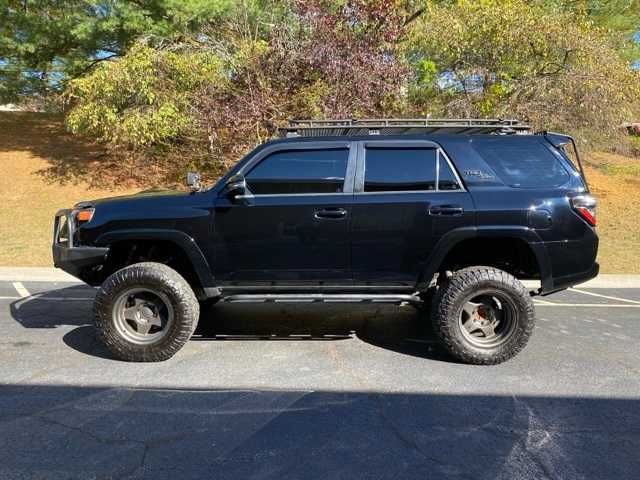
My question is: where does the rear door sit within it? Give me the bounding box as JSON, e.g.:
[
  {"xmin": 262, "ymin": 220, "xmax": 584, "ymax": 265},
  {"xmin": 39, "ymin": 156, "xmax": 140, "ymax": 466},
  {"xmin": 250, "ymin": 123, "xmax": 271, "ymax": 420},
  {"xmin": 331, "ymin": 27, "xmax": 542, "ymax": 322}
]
[
  {"xmin": 212, "ymin": 141, "xmax": 356, "ymax": 286},
  {"xmin": 350, "ymin": 140, "xmax": 474, "ymax": 287}
]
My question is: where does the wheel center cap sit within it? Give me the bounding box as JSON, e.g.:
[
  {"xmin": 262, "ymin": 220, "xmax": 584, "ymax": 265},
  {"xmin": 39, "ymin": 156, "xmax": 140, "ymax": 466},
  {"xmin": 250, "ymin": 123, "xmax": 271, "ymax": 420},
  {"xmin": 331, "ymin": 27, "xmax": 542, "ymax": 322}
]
[
  {"xmin": 475, "ymin": 306, "xmax": 494, "ymax": 324},
  {"xmin": 140, "ymin": 305, "xmax": 155, "ymax": 319}
]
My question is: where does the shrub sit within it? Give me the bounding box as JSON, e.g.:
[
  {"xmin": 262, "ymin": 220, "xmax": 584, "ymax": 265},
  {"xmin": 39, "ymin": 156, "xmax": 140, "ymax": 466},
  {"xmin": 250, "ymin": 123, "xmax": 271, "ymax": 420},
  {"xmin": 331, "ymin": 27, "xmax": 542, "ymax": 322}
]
[{"xmin": 64, "ymin": 42, "xmax": 224, "ymax": 184}]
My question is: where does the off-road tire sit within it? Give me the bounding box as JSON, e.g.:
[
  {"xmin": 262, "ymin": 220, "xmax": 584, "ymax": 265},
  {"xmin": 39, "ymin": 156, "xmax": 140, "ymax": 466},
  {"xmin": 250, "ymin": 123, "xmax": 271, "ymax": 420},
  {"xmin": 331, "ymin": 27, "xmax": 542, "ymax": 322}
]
[
  {"xmin": 94, "ymin": 262, "xmax": 199, "ymax": 362},
  {"xmin": 431, "ymin": 266, "xmax": 535, "ymax": 365}
]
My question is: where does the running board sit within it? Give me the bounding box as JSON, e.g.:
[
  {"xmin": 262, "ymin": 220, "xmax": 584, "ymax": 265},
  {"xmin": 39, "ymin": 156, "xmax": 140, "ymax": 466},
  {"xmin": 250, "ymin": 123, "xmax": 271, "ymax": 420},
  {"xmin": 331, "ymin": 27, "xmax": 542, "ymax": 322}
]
[{"xmin": 220, "ymin": 293, "xmax": 423, "ymax": 305}]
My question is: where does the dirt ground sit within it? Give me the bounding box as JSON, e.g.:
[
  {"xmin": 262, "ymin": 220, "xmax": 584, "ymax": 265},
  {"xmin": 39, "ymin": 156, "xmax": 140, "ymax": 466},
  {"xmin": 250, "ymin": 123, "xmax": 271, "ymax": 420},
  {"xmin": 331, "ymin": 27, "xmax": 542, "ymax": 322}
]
[
  {"xmin": 0, "ymin": 112, "xmax": 135, "ymax": 266},
  {"xmin": 0, "ymin": 112, "xmax": 638, "ymax": 271}
]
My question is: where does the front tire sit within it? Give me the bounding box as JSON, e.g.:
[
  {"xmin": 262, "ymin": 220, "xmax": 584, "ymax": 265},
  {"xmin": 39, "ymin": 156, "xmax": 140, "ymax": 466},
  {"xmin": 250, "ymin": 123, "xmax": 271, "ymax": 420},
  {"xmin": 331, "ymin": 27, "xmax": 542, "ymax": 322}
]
[
  {"xmin": 94, "ymin": 262, "xmax": 199, "ymax": 362},
  {"xmin": 431, "ymin": 266, "xmax": 535, "ymax": 365}
]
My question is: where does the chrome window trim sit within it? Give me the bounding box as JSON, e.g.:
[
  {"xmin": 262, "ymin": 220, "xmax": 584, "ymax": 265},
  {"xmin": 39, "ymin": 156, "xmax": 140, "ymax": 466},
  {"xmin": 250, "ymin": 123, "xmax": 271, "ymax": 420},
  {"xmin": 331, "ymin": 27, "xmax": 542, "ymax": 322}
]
[
  {"xmin": 235, "ymin": 192, "xmax": 353, "ymax": 199},
  {"xmin": 438, "ymin": 147, "xmax": 467, "ymax": 192}
]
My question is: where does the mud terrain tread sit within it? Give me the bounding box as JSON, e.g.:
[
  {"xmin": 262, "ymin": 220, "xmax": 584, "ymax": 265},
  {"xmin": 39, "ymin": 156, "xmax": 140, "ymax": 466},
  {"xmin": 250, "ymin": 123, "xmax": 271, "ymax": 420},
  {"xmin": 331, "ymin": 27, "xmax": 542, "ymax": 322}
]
[
  {"xmin": 94, "ymin": 262, "xmax": 199, "ymax": 362},
  {"xmin": 431, "ymin": 266, "xmax": 535, "ymax": 365}
]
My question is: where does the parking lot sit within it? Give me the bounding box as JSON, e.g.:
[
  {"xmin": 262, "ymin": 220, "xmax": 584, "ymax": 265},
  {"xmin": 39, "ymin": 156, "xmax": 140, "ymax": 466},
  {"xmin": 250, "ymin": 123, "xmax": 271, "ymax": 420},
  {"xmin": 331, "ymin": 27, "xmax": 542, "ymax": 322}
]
[{"xmin": 1, "ymin": 277, "xmax": 639, "ymax": 479}]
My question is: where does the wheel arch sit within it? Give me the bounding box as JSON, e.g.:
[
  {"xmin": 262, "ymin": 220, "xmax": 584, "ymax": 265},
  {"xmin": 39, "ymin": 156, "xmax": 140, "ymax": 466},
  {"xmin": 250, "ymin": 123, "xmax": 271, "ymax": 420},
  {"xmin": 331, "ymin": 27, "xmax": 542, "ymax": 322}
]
[
  {"xmin": 95, "ymin": 229, "xmax": 218, "ymax": 299},
  {"xmin": 418, "ymin": 226, "xmax": 552, "ymax": 292}
]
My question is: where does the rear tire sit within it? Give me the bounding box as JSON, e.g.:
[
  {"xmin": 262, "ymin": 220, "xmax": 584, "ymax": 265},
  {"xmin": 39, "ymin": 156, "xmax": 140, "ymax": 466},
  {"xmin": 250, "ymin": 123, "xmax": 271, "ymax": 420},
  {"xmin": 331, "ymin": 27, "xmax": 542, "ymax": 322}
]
[
  {"xmin": 94, "ymin": 262, "xmax": 199, "ymax": 362},
  {"xmin": 431, "ymin": 266, "xmax": 535, "ymax": 365}
]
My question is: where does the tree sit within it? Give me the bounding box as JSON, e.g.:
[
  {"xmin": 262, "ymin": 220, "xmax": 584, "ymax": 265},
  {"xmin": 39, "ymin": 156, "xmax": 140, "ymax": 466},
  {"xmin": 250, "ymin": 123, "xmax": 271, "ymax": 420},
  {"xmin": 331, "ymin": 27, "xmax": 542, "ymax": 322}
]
[
  {"xmin": 539, "ymin": 0, "xmax": 640, "ymax": 62},
  {"xmin": 64, "ymin": 0, "xmax": 415, "ymax": 184},
  {"xmin": 406, "ymin": 0, "xmax": 640, "ymax": 145},
  {"xmin": 195, "ymin": 0, "xmax": 412, "ymax": 163},
  {"xmin": 0, "ymin": 0, "xmax": 231, "ymax": 104},
  {"xmin": 59, "ymin": 0, "xmax": 640, "ymax": 186}
]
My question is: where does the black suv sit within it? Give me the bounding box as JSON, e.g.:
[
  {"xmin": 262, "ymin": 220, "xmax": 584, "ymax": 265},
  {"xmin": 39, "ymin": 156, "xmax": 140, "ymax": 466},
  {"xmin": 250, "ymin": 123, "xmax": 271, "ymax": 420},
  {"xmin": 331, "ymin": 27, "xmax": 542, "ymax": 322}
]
[{"xmin": 53, "ymin": 119, "xmax": 598, "ymax": 364}]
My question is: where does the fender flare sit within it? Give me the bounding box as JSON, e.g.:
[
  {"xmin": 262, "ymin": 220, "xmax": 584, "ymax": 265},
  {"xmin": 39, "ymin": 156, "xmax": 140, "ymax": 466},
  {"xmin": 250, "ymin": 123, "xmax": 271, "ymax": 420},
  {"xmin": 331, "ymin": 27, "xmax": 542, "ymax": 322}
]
[
  {"xmin": 95, "ymin": 229, "xmax": 218, "ymax": 296},
  {"xmin": 417, "ymin": 226, "xmax": 552, "ymax": 292}
]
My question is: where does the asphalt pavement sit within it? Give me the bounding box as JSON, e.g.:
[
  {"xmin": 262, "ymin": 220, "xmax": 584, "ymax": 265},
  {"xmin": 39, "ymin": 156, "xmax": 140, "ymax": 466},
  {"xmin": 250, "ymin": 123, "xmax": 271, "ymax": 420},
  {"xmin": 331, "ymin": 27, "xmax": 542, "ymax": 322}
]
[{"xmin": 0, "ymin": 278, "xmax": 639, "ymax": 479}]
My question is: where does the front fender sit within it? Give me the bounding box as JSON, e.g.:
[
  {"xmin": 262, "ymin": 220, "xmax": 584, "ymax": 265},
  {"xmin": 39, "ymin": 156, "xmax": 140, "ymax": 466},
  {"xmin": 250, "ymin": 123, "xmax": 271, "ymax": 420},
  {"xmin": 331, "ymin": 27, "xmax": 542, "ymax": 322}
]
[{"xmin": 95, "ymin": 229, "xmax": 218, "ymax": 296}]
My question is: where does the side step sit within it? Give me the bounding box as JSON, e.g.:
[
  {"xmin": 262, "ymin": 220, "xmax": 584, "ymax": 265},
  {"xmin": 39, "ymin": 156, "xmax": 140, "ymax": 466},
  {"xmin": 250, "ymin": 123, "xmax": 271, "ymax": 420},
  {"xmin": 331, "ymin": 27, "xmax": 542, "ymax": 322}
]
[{"xmin": 220, "ymin": 293, "xmax": 423, "ymax": 305}]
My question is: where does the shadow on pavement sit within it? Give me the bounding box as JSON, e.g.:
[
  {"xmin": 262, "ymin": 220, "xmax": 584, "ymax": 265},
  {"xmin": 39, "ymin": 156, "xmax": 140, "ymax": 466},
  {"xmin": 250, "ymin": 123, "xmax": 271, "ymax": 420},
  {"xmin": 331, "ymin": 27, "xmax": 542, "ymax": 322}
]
[
  {"xmin": 0, "ymin": 383, "xmax": 637, "ymax": 479},
  {"xmin": 9, "ymin": 285, "xmax": 95, "ymax": 329},
  {"xmin": 9, "ymin": 286, "xmax": 448, "ymax": 362}
]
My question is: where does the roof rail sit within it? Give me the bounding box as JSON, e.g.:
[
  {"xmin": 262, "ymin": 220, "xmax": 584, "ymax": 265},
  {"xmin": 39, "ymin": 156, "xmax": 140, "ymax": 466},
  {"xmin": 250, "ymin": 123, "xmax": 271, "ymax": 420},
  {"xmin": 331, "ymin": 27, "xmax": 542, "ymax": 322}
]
[{"xmin": 279, "ymin": 118, "xmax": 532, "ymax": 137}]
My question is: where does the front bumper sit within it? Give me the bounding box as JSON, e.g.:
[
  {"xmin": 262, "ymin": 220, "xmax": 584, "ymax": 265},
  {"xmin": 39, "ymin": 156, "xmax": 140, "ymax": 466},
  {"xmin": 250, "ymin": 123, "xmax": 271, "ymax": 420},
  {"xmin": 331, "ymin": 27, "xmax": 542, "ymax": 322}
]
[{"xmin": 52, "ymin": 209, "xmax": 109, "ymax": 281}]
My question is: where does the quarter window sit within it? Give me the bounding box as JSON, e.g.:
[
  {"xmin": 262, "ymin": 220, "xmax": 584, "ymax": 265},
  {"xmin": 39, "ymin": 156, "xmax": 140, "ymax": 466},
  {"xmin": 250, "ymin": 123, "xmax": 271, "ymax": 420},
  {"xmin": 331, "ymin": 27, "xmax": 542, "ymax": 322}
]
[
  {"xmin": 246, "ymin": 148, "xmax": 349, "ymax": 195},
  {"xmin": 472, "ymin": 137, "xmax": 570, "ymax": 188},
  {"xmin": 364, "ymin": 147, "xmax": 437, "ymax": 192}
]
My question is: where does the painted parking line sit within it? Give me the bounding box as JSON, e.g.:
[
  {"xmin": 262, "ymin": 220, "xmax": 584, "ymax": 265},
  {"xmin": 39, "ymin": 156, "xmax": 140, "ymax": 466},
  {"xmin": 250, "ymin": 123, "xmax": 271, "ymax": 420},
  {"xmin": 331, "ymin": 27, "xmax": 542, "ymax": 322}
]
[
  {"xmin": 533, "ymin": 302, "xmax": 640, "ymax": 308},
  {"xmin": 11, "ymin": 282, "xmax": 29, "ymax": 298},
  {"xmin": 531, "ymin": 298, "xmax": 555, "ymax": 305},
  {"xmin": 568, "ymin": 288, "xmax": 640, "ymax": 305}
]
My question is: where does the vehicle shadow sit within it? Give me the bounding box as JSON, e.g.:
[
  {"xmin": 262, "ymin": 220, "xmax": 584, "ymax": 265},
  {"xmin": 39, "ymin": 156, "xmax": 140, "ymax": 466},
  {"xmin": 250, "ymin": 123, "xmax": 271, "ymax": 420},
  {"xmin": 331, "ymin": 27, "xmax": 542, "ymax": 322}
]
[
  {"xmin": 1, "ymin": 382, "xmax": 637, "ymax": 479},
  {"xmin": 195, "ymin": 301, "xmax": 449, "ymax": 361},
  {"xmin": 9, "ymin": 286, "xmax": 449, "ymax": 362}
]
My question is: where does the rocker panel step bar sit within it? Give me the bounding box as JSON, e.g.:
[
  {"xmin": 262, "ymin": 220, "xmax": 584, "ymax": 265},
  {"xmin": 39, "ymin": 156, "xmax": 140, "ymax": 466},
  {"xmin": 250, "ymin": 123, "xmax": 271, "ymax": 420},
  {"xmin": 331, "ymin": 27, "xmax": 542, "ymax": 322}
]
[{"xmin": 220, "ymin": 293, "xmax": 423, "ymax": 305}]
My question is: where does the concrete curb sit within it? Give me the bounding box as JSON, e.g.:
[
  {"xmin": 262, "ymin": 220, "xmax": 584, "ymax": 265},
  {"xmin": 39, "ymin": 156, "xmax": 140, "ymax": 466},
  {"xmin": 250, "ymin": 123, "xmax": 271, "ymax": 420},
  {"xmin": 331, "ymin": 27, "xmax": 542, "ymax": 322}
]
[
  {"xmin": 0, "ymin": 268, "xmax": 639, "ymax": 288},
  {"xmin": 523, "ymin": 275, "xmax": 640, "ymax": 289},
  {"xmin": 0, "ymin": 267, "xmax": 79, "ymax": 282},
  {"xmin": 578, "ymin": 275, "xmax": 640, "ymax": 289}
]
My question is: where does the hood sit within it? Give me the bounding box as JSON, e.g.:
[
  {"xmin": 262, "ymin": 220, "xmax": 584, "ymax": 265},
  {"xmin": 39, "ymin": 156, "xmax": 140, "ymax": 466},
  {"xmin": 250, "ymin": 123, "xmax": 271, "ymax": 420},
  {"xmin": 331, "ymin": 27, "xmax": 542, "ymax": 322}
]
[{"xmin": 75, "ymin": 188, "xmax": 190, "ymax": 208}]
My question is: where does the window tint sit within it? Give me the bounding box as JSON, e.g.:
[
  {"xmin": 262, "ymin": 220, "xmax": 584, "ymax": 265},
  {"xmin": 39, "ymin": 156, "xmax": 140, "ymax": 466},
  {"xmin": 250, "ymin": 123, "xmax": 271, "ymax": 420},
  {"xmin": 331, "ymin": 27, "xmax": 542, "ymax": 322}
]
[
  {"xmin": 472, "ymin": 138, "xmax": 570, "ymax": 188},
  {"xmin": 246, "ymin": 148, "xmax": 348, "ymax": 194},
  {"xmin": 364, "ymin": 148, "xmax": 436, "ymax": 192},
  {"xmin": 438, "ymin": 155, "xmax": 461, "ymax": 190}
]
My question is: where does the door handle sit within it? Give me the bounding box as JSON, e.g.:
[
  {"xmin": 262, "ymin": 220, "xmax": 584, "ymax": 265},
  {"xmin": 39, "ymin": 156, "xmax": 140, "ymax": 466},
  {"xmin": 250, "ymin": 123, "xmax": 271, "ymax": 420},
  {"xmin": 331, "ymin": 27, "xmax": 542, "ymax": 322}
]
[
  {"xmin": 429, "ymin": 204, "xmax": 464, "ymax": 216},
  {"xmin": 314, "ymin": 207, "xmax": 347, "ymax": 220}
]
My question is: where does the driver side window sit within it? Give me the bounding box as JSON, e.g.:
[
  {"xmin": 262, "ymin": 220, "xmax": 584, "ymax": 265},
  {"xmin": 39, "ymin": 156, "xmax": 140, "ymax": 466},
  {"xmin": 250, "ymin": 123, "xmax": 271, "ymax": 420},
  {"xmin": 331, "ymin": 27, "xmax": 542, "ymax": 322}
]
[{"xmin": 246, "ymin": 148, "xmax": 349, "ymax": 195}]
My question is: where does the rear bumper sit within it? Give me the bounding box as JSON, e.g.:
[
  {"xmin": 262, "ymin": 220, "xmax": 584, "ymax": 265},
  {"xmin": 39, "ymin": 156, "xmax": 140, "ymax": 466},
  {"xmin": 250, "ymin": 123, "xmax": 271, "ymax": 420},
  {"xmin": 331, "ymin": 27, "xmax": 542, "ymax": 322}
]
[
  {"xmin": 541, "ymin": 262, "xmax": 599, "ymax": 296},
  {"xmin": 52, "ymin": 209, "xmax": 108, "ymax": 282},
  {"xmin": 539, "ymin": 233, "xmax": 599, "ymax": 295}
]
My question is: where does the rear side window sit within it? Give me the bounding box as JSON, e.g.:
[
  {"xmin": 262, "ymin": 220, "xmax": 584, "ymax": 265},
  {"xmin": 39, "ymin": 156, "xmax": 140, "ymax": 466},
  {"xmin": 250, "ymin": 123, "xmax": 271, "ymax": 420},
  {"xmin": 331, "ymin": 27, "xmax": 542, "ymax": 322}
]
[
  {"xmin": 364, "ymin": 147, "xmax": 436, "ymax": 192},
  {"xmin": 472, "ymin": 138, "xmax": 570, "ymax": 188},
  {"xmin": 247, "ymin": 148, "xmax": 348, "ymax": 194}
]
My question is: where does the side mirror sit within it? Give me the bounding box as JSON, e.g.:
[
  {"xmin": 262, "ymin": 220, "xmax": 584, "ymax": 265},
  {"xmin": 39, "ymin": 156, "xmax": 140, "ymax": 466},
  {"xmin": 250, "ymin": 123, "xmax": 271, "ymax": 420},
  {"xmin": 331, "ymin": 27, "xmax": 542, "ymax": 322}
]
[
  {"xmin": 223, "ymin": 174, "xmax": 248, "ymax": 200},
  {"xmin": 186, "ymin": 171, "xmax": 202, "ymax": 192}
]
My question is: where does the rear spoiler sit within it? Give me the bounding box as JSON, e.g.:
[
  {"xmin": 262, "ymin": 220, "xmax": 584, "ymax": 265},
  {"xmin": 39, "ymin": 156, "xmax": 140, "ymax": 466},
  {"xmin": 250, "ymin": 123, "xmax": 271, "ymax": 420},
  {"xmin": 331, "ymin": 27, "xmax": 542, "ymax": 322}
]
[{"xmin": 538, "ymin": 131, "xmax": 589, "ymax": 192}]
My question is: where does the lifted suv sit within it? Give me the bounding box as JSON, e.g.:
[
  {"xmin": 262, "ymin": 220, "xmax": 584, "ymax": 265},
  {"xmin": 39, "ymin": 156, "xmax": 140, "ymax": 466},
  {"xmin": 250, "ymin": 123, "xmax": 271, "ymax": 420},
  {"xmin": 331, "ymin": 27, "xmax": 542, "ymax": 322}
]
[{"xmin": 53, "ymin": 119, "xmax": 598, "ymax": 364}]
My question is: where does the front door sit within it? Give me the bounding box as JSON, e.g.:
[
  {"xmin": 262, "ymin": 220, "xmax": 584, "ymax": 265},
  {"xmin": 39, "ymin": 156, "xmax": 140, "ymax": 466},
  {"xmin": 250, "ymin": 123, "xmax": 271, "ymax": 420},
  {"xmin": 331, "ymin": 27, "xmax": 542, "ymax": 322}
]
[
  {"xmin": 212, "ymin": 143, "xmax": 355, "ymax": 286},
  {"xmin": 350, "ymin": 141, "xmax": 474, "ymax": 287}
]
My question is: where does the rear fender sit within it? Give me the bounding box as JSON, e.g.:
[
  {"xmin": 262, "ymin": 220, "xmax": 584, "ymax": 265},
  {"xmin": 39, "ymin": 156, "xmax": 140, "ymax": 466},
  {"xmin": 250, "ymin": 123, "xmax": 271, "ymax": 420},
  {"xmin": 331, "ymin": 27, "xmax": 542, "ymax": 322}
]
[{"xmin": 417, "ymin": 226, "xmax": 552, "ymax": 292}]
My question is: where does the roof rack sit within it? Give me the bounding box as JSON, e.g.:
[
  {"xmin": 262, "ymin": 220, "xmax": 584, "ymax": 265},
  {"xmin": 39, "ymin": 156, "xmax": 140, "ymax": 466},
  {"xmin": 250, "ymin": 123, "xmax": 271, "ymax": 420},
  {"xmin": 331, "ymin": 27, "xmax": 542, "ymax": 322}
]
[{"xmin": 279, "ymin": 118, "xmax": 532, "ymax": 137}]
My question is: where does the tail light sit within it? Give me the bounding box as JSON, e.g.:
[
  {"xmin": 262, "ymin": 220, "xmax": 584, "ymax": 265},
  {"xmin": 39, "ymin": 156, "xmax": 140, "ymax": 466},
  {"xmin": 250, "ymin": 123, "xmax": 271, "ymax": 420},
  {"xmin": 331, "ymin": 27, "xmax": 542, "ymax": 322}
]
[{"xmin": 571, "ymin": 195, "xmax": 596, "ymax": 227}]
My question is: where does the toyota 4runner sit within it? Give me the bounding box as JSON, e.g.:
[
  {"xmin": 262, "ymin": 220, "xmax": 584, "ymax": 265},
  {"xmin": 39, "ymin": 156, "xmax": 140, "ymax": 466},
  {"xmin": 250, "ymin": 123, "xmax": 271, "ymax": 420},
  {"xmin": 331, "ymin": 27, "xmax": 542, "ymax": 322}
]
[{"xmin": 53, "ymin": 119, "xmax": 599, "ymax": 364}]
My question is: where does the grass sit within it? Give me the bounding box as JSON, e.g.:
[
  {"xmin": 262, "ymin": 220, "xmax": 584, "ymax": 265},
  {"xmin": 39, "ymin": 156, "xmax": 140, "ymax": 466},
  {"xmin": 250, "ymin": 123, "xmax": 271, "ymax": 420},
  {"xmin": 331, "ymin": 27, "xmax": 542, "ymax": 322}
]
[
  {"xmin": 582, "ymin": 152, "xmax": 640, "ymax": 273},
  {"xmin": 0, "ymin": 112, "xmax": 135, "ymax": 266},
  {"xmin": 0, "ymin": 112, "xmax": 639, "ymax": 272}
]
